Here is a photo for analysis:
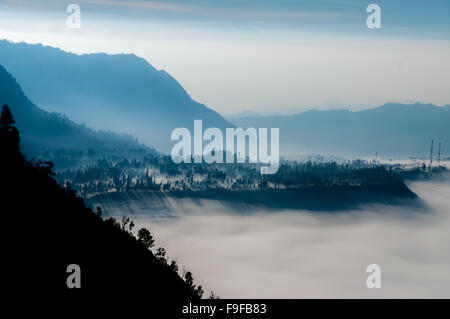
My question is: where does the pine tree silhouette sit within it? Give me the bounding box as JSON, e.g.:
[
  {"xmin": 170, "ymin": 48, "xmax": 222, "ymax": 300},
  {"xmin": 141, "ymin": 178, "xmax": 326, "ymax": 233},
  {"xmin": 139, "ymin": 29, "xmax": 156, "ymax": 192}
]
[{"xmin": 0, "ymin": 104, "xmax": 20, "ymax": 155}]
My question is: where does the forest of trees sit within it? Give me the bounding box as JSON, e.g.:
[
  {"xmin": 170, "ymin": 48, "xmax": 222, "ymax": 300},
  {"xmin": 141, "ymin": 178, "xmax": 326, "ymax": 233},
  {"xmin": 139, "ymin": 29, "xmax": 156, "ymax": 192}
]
[{"xmin": 53, "ymin": 150, "xmax": 407, "ymax": 198}]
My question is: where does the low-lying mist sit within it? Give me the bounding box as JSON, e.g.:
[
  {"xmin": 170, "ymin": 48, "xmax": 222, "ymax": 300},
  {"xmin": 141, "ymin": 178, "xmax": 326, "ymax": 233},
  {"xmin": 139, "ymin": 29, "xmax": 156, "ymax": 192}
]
[{"xmin": 116, "ymin": 174, "xmax": 450, "ymax": 298}]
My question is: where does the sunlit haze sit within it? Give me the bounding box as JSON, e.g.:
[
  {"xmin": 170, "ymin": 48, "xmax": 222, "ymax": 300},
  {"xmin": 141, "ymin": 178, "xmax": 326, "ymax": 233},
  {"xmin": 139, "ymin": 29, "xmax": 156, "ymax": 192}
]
[{"xmin": 1, "ymin": 0, "xmax": 449, "ymax": 115}]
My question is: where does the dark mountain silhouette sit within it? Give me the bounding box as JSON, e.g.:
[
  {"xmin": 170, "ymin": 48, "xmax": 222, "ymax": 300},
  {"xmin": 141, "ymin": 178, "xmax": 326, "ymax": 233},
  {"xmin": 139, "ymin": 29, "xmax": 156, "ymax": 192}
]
[
  {"xmin": 0, "ymin": 40, "xmax": 232, "ymax": 153},
  {"xmin": 1, "ymin": 104, "xmax": 201, "ymax": 301},
  {"xmin": 229, "ymin": 103, "xmax": 450, "ymax": 157},
  {"xmin": 0, "ymin": 64, "xmax": 147, "ymax": 155}
]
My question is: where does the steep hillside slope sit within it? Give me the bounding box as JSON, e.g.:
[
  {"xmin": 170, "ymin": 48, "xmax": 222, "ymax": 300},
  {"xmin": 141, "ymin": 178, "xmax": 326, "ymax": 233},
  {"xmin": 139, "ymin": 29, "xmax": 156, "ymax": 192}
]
[
  {"xmin": 0, "ymin": 40, "xmax": 232, "ymax": 152},
  {"xmin": 1, "ymin": 105, "xmax": 200, "ymax": 301},
  {"xmin": 0, "ymin": 64, "xmax": 151, "ymax": 156}
]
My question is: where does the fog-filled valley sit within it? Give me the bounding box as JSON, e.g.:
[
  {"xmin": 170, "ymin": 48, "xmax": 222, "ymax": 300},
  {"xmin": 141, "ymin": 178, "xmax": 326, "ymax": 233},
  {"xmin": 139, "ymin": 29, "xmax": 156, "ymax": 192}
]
[
  {"xmin": 1, "ymin": 36, "xmax": 449, "ymax": 299},
  {"xmin": 1, "ymin": 0, "xmax": 450, "ymax": 308},
  {"xmin": 88, "ymin": 173, "xmax": 450, "ymax": 298}
]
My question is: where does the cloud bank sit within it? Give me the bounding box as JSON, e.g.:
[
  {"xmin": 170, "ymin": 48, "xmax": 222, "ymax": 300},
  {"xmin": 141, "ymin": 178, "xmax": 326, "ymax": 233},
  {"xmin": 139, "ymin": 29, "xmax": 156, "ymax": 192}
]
[{"xmin": 130, "ymin": 174, "xmax": 450, "ymax": 298}]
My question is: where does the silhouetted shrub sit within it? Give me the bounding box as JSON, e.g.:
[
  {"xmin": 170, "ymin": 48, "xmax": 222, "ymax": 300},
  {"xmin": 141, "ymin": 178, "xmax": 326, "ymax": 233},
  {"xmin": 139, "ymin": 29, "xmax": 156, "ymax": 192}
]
[{"xmin": 137, "ymin": 228, "xmax": 155, "ymax": 249}]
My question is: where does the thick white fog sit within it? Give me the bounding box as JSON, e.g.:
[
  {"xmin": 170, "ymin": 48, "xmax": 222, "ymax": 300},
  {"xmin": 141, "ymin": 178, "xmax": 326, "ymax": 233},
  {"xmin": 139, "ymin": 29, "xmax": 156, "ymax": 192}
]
[{"xmin": 115, "ymin": 174, "xmax": 450, "ymax": 298}]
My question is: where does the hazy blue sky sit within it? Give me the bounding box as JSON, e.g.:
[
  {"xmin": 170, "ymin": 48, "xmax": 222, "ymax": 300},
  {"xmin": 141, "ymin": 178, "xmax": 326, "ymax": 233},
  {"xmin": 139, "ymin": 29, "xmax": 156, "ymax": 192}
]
[{"xmin": 0, "ymin": 0, "xmax": 449, "ymax": 114}]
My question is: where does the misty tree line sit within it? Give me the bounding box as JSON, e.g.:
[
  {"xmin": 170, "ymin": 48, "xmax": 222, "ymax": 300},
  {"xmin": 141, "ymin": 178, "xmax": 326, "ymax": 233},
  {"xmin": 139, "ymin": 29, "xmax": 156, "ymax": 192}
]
[
  {"xmin": 27, "ymin": 146, "xmax": 159, "ymax": 170},
  {"xmin": 51, "ymin": 151, "xmax": 402, "ymax": 197},
  {"xmin": 264, "ymin": 161, "xmax": 398, "ymax": 187}
]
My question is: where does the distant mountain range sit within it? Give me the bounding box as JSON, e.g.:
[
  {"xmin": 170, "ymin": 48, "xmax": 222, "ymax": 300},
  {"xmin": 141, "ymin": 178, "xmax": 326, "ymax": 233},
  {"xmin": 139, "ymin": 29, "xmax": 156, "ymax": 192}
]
[
  {"xmin": 225, "ymin": 110, "xmax": 262, "ymax": 120},
  {"xmin": 0, "ymin": 40, "xmax": 232, "ymax": 153},
  {"xmin": 0, "ymin": 64, "xmax": 144, "ymax": 154},
  {"xmin": 1, "ymin": 40, "xmax": 448, "ymax": 158},
  {"xmin": 229, "ymin": 103, "xmax": 450, "ymax": 157}
]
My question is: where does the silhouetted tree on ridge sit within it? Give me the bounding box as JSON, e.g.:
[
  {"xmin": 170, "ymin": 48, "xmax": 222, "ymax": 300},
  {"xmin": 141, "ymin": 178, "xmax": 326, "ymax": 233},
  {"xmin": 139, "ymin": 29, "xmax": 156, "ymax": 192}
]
[
  {"xmin": 137, "ymin": 228, "xmax": 155, "ymax": 249},
  {"xmin": 184, "ymin": 271, "xmax": 204, "ymax": 299},
  {"xmin": 0, "ymin": 104, "xmax": 20, "ymax": 155}
]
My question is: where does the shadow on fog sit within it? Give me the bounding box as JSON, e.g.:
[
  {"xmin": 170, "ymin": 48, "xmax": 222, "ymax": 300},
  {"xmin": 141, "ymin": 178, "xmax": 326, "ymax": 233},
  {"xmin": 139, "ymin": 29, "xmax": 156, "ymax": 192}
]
[{"xmin": 85, "ymin": 182, "xmax": 426, "ymax": 218}]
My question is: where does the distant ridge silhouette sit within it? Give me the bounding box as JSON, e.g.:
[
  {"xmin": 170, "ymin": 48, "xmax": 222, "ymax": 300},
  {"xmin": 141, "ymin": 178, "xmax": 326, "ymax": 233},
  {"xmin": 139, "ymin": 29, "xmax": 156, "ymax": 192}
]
[
  {"xmin": 0, "ymin": 40, "xmax": 232, "ymax": 153},
  {"xmin": 0, "ymin": 64, "xmax": 148, "ymax": 155},
  {"xmin": 229, "ymin": 103, "xmax": 450, "ymax": 157}
]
